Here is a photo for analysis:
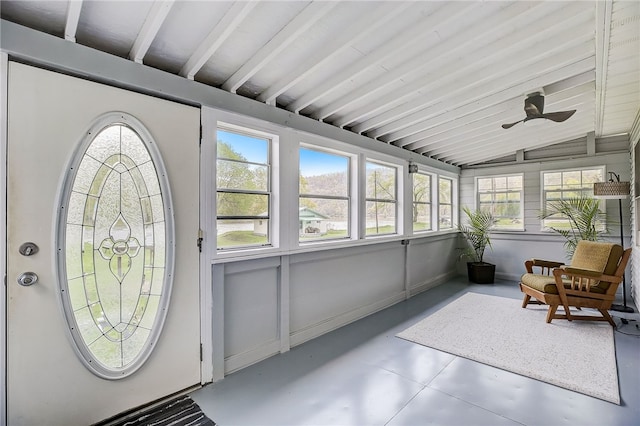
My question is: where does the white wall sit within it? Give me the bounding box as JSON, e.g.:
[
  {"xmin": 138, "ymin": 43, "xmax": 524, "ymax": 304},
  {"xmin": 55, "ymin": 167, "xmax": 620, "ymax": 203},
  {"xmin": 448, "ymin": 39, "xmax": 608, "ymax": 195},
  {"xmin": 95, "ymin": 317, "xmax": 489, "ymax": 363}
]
[
  {"xmin": 460, "ymin": 151, "xmax": 632, "ymax": 283},
  {"xmin": 214, "ymin": 235, "xmax": 458, "ymax": 375}
]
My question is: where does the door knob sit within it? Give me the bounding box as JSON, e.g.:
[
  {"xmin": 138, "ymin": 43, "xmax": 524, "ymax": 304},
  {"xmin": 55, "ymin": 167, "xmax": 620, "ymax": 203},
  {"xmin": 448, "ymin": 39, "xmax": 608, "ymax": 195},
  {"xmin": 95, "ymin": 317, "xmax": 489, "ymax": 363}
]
[{"xmin": 17, "ymin": 272, "xmax": 38, "ymax": 286}]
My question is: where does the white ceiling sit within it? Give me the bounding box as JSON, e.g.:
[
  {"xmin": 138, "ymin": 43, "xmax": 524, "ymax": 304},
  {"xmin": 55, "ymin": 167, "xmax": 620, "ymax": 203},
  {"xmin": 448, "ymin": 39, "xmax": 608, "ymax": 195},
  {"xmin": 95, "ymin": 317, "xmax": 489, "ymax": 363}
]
[{"xmin": 2, "ymin": 0, "xmax": 639, "ymax": 167}]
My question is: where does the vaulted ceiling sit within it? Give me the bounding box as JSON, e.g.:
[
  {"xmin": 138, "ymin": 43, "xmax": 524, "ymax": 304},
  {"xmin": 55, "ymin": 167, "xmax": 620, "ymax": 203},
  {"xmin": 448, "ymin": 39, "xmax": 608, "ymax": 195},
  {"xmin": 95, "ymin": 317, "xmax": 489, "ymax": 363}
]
[{"xmin": 2, "ymin": 0, "xmax": 639, "ymax": 167}]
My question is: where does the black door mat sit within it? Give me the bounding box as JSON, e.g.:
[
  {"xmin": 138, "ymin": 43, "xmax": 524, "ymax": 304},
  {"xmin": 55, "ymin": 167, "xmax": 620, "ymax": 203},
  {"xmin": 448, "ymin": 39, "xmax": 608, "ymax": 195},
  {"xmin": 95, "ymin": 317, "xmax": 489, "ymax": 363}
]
[{"xmin": 99, "ymin": 395, "xmax": 215, "ymax": 426}]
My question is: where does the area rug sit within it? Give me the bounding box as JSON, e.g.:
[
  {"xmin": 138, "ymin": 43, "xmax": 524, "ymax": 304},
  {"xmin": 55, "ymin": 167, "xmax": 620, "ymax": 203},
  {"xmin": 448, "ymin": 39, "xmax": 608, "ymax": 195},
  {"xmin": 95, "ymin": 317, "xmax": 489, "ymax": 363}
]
[
  {"xmin": 104, "ymin": 395, "xmax": 216, "ymax": 426},
  {"xmin": 397, "ymin": 292, "xmax": 620, "ymax": 404}
]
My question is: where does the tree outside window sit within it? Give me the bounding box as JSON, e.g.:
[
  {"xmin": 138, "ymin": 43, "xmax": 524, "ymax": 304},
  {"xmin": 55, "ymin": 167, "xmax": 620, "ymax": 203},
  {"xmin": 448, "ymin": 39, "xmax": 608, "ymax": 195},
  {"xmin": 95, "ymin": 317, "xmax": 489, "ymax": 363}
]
[
  {"xmin": 413, "ymin": 173, "xmax": 431, "ymax": 232},
  {"xmin": 477, "ymin": 174, "xmax": 523, "ymax": 230},
  {"xmin": 299, "ymin": 147, "xmax": 350, "ymax": 242},
  {"xmin": 439, "ymin": 177, "xmax": 453, "ymax": 229},
  {"xmin": 216, "ymin": 129, "xmax": 271, "ymax": 249},
  {"xmin": 366, "ymin": 161, "xmax": 397, "ymax": 236},
  {"xmin": 541, "ymin": 167, "xmax": 604, "ymax": 230}
]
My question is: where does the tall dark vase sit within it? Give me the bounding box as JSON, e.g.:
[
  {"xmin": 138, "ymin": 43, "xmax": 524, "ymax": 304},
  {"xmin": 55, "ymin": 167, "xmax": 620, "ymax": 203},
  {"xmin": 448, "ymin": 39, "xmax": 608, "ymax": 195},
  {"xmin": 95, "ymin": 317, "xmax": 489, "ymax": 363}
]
[{"xmin": 467, "ymin": 262, "xmax": 495, "ymax": 284}]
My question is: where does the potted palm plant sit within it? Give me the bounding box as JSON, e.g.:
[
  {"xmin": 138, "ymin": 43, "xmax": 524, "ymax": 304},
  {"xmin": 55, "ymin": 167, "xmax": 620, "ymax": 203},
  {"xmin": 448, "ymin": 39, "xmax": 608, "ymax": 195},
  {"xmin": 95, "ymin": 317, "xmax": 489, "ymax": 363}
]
[
  {"xmin": 459, "ymin": 206, "xmax": 496, "ymax": 284},
  {"xmin": 539, "ymin": 195, "xmax": 607, "ymax": 259}
]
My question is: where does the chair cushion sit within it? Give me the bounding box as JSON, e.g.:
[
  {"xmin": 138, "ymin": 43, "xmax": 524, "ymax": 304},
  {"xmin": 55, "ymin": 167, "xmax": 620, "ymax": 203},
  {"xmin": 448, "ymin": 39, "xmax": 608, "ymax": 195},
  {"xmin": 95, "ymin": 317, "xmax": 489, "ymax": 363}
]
[
  {"xmin": 520, "ymin": 273, "xmax": 606, "ymax": 295},
  {"xmin": 571, "ymin": 241, "xmax": 623, "ymax": 292}
]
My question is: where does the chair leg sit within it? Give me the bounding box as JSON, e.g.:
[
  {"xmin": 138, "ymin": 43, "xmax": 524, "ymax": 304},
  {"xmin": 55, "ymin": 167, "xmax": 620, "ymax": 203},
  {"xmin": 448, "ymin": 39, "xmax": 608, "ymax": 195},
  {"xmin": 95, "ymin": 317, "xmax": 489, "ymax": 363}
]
[
  {"xmin": 522, "ymin": 294, "xmax": 531, "ymax": 308},
  {"xmin": 546, "ymin": 304, "xmax": 558, "ymax": 323},
  {"xmin": 599, "ymin": 309, "xmax": 616, "ymax": 327}
]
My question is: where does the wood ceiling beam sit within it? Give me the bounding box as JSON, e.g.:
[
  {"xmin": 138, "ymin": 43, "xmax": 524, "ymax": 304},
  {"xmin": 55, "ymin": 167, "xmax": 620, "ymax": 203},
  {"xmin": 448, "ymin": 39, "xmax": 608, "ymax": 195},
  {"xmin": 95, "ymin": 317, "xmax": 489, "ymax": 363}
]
[
  {"xmin": 354, "ymin": 5, "xmax": 593, "ymax": 137},
  {"xmin": 310, "ymin": 1, "xmax": 515, "ymax": 122},
  {"xmin": 595, "ymin": 0, "xmax": 613, "ymax": 137},
  {"xmin": 403, "ymin": 83, "xmax": 594, "ymax": 152},
  {"xmin": 285, "ymin": 1, "xmax": 476, "ymax": 114},
  {"xmin": 179, "ymin": 1, "xmax": 256, "ymax": 80},
  {"xmin": 129, "ymin": 0, "xmax": 175, "ymax": 64},
  {"xmin": 329, "ymin": 0, "xmax": 568, "ymax": 127},
  {"xmin": 423, "ymin": 95, "xmax": 594, "ymax": 154},
  {"xmin": 424, "ymin": 96, "xmax": 594, "ymax": 157},
  {"xmin": 367, "ymin": 52, "xmax": 595, "ymax": 147},
  {"xmin": 432, "ymin": 119, "xmax": 592, "ymax": 165},
  {"xmin": 384, "ymin": 38, "xmax": 595, "ymax": 145},
  {"xmin": 64, "ymin": 0, "xmax": 83, "ymax": 42},
  {"xmin": 256, "ymin": 2, "xmax": 411, "ymax": 105},
  {"xmin": 451, "ymin": 126, "xmax": 593, "ymax": 166},
  {"xmin": 221, "ymin": 1, "xmax": 337, "ymax": 94}
]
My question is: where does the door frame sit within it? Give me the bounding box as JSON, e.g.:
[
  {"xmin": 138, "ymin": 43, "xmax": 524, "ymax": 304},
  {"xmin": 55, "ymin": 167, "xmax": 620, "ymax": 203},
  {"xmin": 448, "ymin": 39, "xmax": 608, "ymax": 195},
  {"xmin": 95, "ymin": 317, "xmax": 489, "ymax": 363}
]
[{"xmin": 1, "ymin": 51, "xmax": 8, "ymax": 426}]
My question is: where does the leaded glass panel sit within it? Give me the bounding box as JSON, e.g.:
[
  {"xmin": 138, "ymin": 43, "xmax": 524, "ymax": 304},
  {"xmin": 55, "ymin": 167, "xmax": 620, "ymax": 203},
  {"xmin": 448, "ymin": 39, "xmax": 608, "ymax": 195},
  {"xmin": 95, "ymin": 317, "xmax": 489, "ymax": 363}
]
[{"xmin": 58, "ymin": 114, "xmax": 174, "ymax": 379}]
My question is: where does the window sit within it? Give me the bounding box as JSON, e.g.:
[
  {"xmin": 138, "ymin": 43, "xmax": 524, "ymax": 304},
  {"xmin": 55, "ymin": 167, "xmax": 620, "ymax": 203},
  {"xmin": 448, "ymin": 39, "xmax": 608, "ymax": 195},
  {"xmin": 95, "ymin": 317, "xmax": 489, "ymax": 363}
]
[
  {"xmin": 366, "ymin": 161, "xmax": 397, "ymax": 236},
  {"xmin": 216, "ymin": 128, "xmax": 271, "ymax": 249},
  {"xmin": 477, "ymin": 174, "xmax": 523, "ymax": 230},
  {"xmin": 439, "ymin": 177, "xmax": 453, "ymax": 229},
  {"xmin": 412, "ymin": 172, "xmax": 432, "ymax": 232},
  {"xmin": 299, "ymin": 147, "xmax": 350, "ymax": 242},
  {"xmin": 541, "ymin": 167, "xmax": 604, "ymax": 229}
]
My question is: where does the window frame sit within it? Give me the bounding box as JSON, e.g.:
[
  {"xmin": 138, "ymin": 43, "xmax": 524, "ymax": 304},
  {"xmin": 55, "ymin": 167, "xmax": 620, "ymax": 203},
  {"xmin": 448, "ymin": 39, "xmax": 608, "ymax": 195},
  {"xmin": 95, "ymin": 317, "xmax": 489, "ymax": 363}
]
[
  {"xmin": 437, "ymin": 176, "xmax": 456, "ymax": 231},
  {"xmin": 540, "ymin": 166, "xmax": 605, "ymax": 231},
  {"xmin": 298, "ymin": 143, "xmax": 353, "ymax": 244},
  {"xmin": 412, "ymin": 171, "xmax": 434, "ymax": 233},
  {"xmin": 475, "ymin": 173, "xmax": 524, "ymax": 231},
  {"xmin": 364, "ymin": 159, "xmax": 400, "ymax": 237},
  {"xmin": 215, "ymin": 121, "xmax": 278, "ymax": 252}
]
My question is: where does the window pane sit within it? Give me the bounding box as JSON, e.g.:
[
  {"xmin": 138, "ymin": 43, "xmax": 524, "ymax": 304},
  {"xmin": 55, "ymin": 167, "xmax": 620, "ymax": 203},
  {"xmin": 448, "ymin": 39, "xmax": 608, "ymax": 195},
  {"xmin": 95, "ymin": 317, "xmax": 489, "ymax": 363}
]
[
  {"xmin": 216, "ymin": 159, "xmax": 268, "ymax": 191},
  {"xmin": 439, "ymin": 204, "xmax": 452, "ymax": 229},
  {"xmin": 366, "ymin": 201, "xmax": 396, "ymax": 235},
  {"xmin": 507, "ymin": 175, "xmax": 522, "ymax": 189},
  {"xmin": 299, "ymin": 148, "xmax": 349, "ymax": 196},
  {"xmin": 413, "ymin": 203, "xmax": 431, "ymax": 232},
  {"xmin": 216, "ymin": 192, "xmax": 268, "ymax": 218},
  {"xmin": 299, "ymin": 198, "xmax": 349, "ymax": 242},
  {"xmin": 544, "ymin": 172, "xmax": 562, "ymax": 188},
  {"xmin": 217, "ymin": 219, "xmax": 268, "ymax": 248},
  {"xmin": 413, "ymin": 173, "xmax": 430, "ymax": 202},
  {"xmin": 439, "ymin": 178, "xmax": 452, "ymax": 203},
  {"xmin": 217, "ymin": 130, "xmax": 268, "ymax": 164},
  {"xmin": 541, "ymin": 168, "xmax": 604, "ymax": 230},
  {"xmin": 477, "ymin": 178, "xmax": 492, "ymax": 192},
  {"xmin": 477, "ymin": 175, "xmax": 523, "ymax": 231},
  {"xmin": 216, "ymin": 127, "xmax": 272, "ymax": 250},
  {"xmin": 366, "ymin": 162, "xmax": 396, "ymax": 200},
  {"xmin": 494, "ymin": 177, "xmax": 507, "ymax": 190}
]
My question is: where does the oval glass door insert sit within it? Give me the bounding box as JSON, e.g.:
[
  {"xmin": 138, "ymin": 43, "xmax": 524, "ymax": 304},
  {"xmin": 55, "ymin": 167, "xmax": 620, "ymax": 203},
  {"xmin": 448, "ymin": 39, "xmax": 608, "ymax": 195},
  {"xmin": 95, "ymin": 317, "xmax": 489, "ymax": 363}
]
[{"xmin": 57, "ymin": 112, "xmax": 174, "ymax": 379}]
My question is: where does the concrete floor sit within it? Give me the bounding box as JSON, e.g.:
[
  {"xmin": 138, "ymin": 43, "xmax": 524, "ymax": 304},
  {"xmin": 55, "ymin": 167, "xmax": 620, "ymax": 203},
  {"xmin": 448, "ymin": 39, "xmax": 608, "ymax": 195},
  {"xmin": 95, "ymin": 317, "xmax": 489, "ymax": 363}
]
[{"xmin": 190, "ymin": 278, "xmax": 640, "ymax": 426}]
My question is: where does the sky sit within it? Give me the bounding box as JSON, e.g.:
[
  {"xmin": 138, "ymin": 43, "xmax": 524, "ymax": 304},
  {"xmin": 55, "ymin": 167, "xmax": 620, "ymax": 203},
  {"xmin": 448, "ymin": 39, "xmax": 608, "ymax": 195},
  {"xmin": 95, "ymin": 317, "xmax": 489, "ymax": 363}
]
[{"xmin": 218, "ymin": 130, "xmax": 348, "ymax": 176}]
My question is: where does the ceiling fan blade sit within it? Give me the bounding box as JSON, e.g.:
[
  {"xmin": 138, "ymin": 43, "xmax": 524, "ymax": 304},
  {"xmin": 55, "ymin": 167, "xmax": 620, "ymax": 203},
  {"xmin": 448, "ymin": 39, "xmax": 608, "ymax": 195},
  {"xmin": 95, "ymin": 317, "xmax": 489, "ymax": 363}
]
[
  {"xmin": 541, "ymin": 110, "xmax": 576, "ymax": 122},
  {"xmin": 501, "ymin": 119, "xmax": 524, "ymax": 129}
]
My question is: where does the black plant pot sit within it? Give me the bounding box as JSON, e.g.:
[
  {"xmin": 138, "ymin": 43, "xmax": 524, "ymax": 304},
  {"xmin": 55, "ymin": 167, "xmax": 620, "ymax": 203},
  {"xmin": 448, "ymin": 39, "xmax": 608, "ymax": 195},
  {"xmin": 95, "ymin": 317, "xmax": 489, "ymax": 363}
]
[{"xmin": 467, "ymin": 262, "xmax": 495, "ymax": 284}]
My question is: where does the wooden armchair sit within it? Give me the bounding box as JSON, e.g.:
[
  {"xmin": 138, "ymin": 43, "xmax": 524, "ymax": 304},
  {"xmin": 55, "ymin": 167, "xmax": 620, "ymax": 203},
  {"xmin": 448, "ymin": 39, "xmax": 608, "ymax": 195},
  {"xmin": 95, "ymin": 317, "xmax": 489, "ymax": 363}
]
[{"xmin": 519, "ymin": 240, "xmax": 631, "ymax": 326}]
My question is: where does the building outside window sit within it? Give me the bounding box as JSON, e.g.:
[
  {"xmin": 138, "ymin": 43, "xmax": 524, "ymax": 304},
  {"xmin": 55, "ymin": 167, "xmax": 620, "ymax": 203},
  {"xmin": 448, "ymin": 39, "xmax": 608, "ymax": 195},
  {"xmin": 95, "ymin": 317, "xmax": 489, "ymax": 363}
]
[
  {"xmin": 541, "ymin": 167, "xmax": 604, "ymax": 230},
  {"xmin": 439, "ymin": 177, "xmax": 454, "ymax": 229},
  {"xmin": 477, "ymin": 174, "xmax": 523, "ymax": 230},
  {"xmin": 299, "ymin": 146, "xmax": 351, "ymax": 242},
  {"xmin": 412, "ymin": 172, "xmax": 432, "ymax": 232},
  {"xmin": 365, "ymin": 161, "xmax": 397, "ymax": 236},
  {"xmin": 216, "ymin": 127, "xmax": 271, "ymax": 249}
]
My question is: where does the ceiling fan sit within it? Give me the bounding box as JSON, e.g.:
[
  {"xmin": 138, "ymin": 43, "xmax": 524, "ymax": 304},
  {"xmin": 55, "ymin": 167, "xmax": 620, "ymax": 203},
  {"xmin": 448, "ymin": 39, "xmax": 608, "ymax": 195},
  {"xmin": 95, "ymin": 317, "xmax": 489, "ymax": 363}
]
[{"xmin": 501, "ymin": 92, "xmax": 576, "ymax": 129}]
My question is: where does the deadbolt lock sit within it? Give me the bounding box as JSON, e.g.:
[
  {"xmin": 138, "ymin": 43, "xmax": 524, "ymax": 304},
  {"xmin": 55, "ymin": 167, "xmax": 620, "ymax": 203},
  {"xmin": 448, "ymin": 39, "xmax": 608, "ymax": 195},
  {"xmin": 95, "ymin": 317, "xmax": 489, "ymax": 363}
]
[{"xmin": 19, "ymin": 242, "xmax": 39, "ymax": 256}]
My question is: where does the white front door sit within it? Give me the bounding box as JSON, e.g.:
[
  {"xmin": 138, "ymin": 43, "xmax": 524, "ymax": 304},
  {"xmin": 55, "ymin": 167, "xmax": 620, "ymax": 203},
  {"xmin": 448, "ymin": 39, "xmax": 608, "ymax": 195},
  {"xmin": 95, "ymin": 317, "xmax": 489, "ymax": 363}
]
[{"xmin": 6, "ymin": 63, "xmax": 201, "ymax": 425}]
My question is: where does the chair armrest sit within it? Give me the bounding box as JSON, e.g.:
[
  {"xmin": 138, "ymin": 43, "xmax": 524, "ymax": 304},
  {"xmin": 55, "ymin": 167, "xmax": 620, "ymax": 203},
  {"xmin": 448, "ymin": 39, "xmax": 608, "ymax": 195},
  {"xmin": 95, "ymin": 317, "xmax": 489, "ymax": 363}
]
[
  {"xmin": 559, "ymin": 265, "xmax": 602, "ymax": 277},
  {"xmin": 524, "ymin": 258, "xmax": 565, "ymax": 274},
  {"xmin": 530, "ymin": 259, "xmax": 565, "ymax": 268}
]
